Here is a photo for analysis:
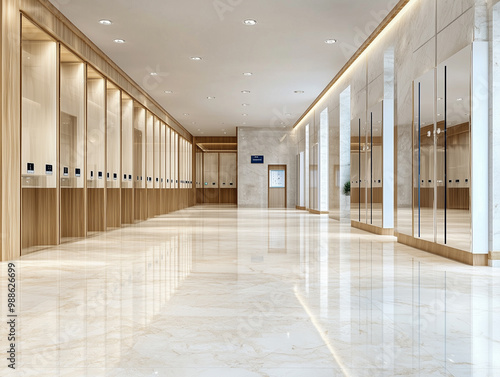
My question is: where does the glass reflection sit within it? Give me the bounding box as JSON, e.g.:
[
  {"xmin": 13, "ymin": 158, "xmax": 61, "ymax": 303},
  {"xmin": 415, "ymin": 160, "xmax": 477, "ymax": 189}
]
[{"xmin": 413, "ymin": 70, "xmax": 435, "ymax": 242}]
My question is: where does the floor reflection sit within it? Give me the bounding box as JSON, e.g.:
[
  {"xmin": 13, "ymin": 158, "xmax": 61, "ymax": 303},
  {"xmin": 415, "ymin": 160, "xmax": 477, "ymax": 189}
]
[{"xmin": 0, "ymin": 205, "xmax": 498, "ymax": 376}]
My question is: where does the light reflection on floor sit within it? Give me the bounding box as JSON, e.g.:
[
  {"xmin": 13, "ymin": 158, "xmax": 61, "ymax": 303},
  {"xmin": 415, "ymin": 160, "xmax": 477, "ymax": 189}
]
[{"xmin": 0, "ymin": 205, "xmax": 498, "ymax": 376}]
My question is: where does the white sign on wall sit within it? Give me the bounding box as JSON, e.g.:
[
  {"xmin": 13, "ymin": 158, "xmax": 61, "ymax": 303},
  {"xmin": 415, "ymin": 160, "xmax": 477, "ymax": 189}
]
[{"xmin": 269, "ymin": 170, "xmax": 285, "ymax": 188}]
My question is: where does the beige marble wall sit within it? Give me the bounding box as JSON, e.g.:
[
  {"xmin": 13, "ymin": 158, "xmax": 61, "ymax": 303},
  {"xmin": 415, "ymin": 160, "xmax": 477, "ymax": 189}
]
[
  {"xmin": 1, "ymin": 0, "xmax": 22, "ymax": 261},
  {"xmin": 238, "ymin": 128, "xmax": 296, "ymax": 208}
]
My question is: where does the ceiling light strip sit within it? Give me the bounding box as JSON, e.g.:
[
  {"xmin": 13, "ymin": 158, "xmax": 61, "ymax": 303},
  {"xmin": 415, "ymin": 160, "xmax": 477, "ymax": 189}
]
[{"xmin": 293, "ymin": 0, "xmax": 412, "ymax": 129}]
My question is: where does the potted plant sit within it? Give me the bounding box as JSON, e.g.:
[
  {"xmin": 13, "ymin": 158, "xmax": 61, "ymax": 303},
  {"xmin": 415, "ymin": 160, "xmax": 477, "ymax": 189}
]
[{"xmin": 343, "ymin": 181, "xmax": 351, "ymax": 196}]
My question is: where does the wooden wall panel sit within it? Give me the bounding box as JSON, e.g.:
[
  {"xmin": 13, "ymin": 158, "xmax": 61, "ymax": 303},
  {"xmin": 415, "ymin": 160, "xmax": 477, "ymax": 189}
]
[
  {"xmin": 88, "ymin": 188, "xmax": 105, "ymax": 232},
  {"xmin": 148, "ymin": 189, "xmax": 160, "ymax": 218},
  {"xmin": 61, "ymin": 188, "xmax": 85, "ymax": 238},
  {"xmin": 196, "ymin": 188, "xmax": 204, "ymax": 204},
  {"xmin": 107, "ymin": 188, "xmax": 121, "ymax": 229},
  {"xmin": 220, "ymin": 188, "xmax": 237, "ymax": 204},
  {"xmin": 134, "ymin": 188, "xmax": 148, "ymax": 221},
  {"xmin": 121, "ymin": 188, "xmax": 133, "ymax": 224},
  {"xmin": 1, "ymin": 0, "xmax": 22, "ymax": 261},
  {"xmin": 21, "ymin": 188, "xmax": 58, "ymax": 250},
  {"xmin": 160, "ymin": 190, "xmax": 168, "ymax": 214},
  {"xmin": 203, "ymin": 188, "xmax": 219, "ymax": 204}
]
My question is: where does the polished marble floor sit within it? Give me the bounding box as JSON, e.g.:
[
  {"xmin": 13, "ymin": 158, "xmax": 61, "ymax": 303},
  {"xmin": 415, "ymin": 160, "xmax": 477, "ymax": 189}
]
[{"xmin": 1, "ymin": 205, "xmax": 499, "ymax": 376}]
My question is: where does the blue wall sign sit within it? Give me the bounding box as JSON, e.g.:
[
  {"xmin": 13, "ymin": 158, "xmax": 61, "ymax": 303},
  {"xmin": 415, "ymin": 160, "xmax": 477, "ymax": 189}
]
[{"xmin": 251, "ymin": 155, "xmax": 264, "ymax": 164}]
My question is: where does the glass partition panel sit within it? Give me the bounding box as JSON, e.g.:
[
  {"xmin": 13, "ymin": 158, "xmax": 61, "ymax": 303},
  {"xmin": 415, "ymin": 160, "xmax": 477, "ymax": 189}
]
[
  {"xmin": 122, "ymin": 94, "xmax": 134, "ymax": 189},
  {"xmin": 154, "ymin": 117, "xmax": 160, "ymax": 188},
  {"xmin": 106, "ymin": 83, "xmax": 121, "ymax": 189},
  {"xmin": 171, "ymin": 129, "xmax": 176, "ymax": 188},
  {"xmin": 351, "ymin": 115, "xmax": 367, "ymax": 222},
  {"xmin": 310, "ymin": 143, "xmax": 319, "ymax": 211},
  {"xmin": 133, "ymin": 104, "xmax": 146, "ymax": 189},
  {"xmin": 146, "ymin": 112, "xmax": 154, "ymax": 189},
  {"xmin": 196, "ymin": 151, "xmax": 203, "ymax": 189},
  {"xmin": 220, "ymin": 153, "xmax": 237, "ymax": 188},
  {"xmin": 369, "ymin": 102, "xmax": 383, "ymax": 227},
  {"xmin": 413, "ymin": 69, "xmax": 435, "ymax": 242},
  {"xmin": 174, "ymin": 133, "xmax": 179, "ymax": 187},
  {"xmin": 87, "ymin": 67, "xmax": 106, "ymax": 232},
  {"xmin": 21, "ymin": 20, "xmax": 58, "ymax": 189},
  {"xmin": 166, "ymin": 126, "xmax": 171, "ymax": 188},
  {"xmin": 87, "ymin": 67, "xmax": 106, "ymax": 189},
  {"xmin": 21, "ymin": 18, "xmax": 58, "ymax": 250},
  {"xmin": 204, "ymin": 153, "xmax": 219, "ymax": 188},
  {"xmin": 437, "ymin": 46, "xmax": 471, "ymax": 251},
  {"xmin": 60, "ymin": 47, "xmax": 84, "ymax": 190},
  {"xmin": 160, "ymin": 123, "xmax": 166, "ymax": 188},
  {"xmin": 60, "ymin": 46, "xmax": 85, "ymax": 241}
]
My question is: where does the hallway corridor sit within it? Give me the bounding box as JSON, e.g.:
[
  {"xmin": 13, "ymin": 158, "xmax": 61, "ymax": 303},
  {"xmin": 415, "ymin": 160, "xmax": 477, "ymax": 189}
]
[{"xmin": 1, "ymin": 205, "xmax": 499, "ymax": 376}]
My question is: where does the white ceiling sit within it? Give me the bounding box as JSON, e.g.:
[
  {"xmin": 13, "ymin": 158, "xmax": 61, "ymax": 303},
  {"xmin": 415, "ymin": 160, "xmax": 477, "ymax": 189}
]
[{"xmin": 51, "ymin": 0, "xmax": 395, "ymax": 137}]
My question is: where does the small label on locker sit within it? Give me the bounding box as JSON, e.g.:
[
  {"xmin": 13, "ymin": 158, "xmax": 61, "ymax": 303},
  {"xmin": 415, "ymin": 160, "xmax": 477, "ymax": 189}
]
[
  {"xmin": 27, "ymin": 163, "xmax": 35, "ymax": 174},
  {"xmin": 161, "ymin": 178, "xmax": 164, "ymax": 183},
  {"xmin": 465, "ymin": 179, "xmax": 469, "ymax": 183},
  {"xmin": 428, "ymin": 180, "xmax": 431, "ymax": 183},
  {"xmin": 113, "ymin": 173, "xmax": 117, "ymax": 180},
  {"xmin": 378, "ymin": 180, "xmax": 381, "ymax": 183},
  {"xmin": 45, "ymin": 164, "xmax": 53, "ymax": 175},
  {"xmin": 156, "ymin": 178, "xmax": 159, "ymax": 182},
  {"xmin": 124, "ymin": 174, "xmax": 127, "ymax": 180},
  {"xmin": 90, "ymin": 170, "xmax": 94, "ymax": 179},
  {"xmin": 98, "ymin": 171, "xmax": 103, "ymax": 179},
  {"xmin": 63, "ymin": 167, "xmax": 69, "ymax": 176},
  {"xmin": 75, "ymin": 168, "xmax": 81, "ymax": 177},
  {"xmin": 137, "ymin": 176, "xmax": 139, "ymax": 181},
  {"xmin": 456, "ymin": 179, "xmax": 460, "ymax": 183},
  {"xmin": 230, "ymin": 183, "xmax": 233, "ymax": 186},
  {"xmin": 205, "ymin": 182, "xmax": 208, "ymax": 186},
  {"xmin": 449, "ymin": 180, "xmax": 452, "ymax": 183},
  {"xmin": 167, "ymin": 179, "xmax": 169, "ymax": 183},
  {"xmin": 212, "ymin": 182, "xmax": 216, "ymax": 186},
  {"xmin": 129, "ymin": 175, "xmax": 132, "ymax": 180},
  {"xmin": 141, "ymin": 176, "xmax": 143, "ymax": 181},
  {"xmin": 107, "ymin": 173, "xmax": 110, "ymax": 179},
  {"xmin": 176, "ymin": 180, "xmax": 178, "ymax": 183}
]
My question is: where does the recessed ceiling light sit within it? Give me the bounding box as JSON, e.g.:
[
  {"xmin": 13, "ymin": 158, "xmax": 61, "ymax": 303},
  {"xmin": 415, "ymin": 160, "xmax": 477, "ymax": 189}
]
[
  {"xmin": 99, "ymin": 19, "xmax": 112, "ymax": 25},
  {"xmin": 242, "ymin": 103, "xmax": 249, "ymax": 107},
  {"xmin": 207, "ymin": 96, "xmax": 215, "ymax": 100},
  {"xmin": 243, "ymin": 72, "xmax": 253, "ymax": 76},
  {"xmin": 243, "ymin": 19, "xmax": 257, "ymax": 26},
  {"xmin": 325, "ymin": 39, "xmax": 337, "ymax": 44},
  {"xmin": 437, "ymin": 97, "xmax": 443, "ymax": 101},
  {"xmin": 242, "ymin": 113, "xmax": 248, "ymax": 116},
  {"xmin": 164, "ymin": 90, "xmax": 173, "ymax": 94},
  {"xmin": 294, "ymin": 90, "xmax": 304, "ymax": 94},
  {"xmin": 190, "ymin": 57, "xmax": 202, "ymax": 61},
  {"xmin": 242, "ymin": 122, "xmax": 247, "ymax": 125},
  {"xmin": 285, "ymin": 113, "xmax": 291, "ymax": 116},
  {"xmin": 114, "ymin": 39, "xmax": 125, "ymax": 44},
  {"xmin": 241, "ymin": 90, "xmax": 251, "ymax": 94},
  {"xmin": 183, "ymin": 113, "xmax": 189, "ymax": 116},
  {"xmin": 150, "ymin": 72, "xmax": 158, "ymax": 76},
  {"xmin": 457, "ymin": 98, "xmax": 463, "ymax": 101}
]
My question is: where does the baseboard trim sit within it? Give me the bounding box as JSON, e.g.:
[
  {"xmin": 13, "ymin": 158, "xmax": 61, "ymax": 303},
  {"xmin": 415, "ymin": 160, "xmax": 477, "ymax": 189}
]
[
  {"xmin": 296, "ymin": 206, "xmax": 306, "ymax": 210},
  {"xmin": 308, "ymin": 209, "xmax": 329, "ymax": 215},
  {"xmin": 397, "ymin": 233, "xmax": 488, "ymax": 266},
  {"xmin": 351, "ymin": 221, "xmax": 394, "ymax": 236}
]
